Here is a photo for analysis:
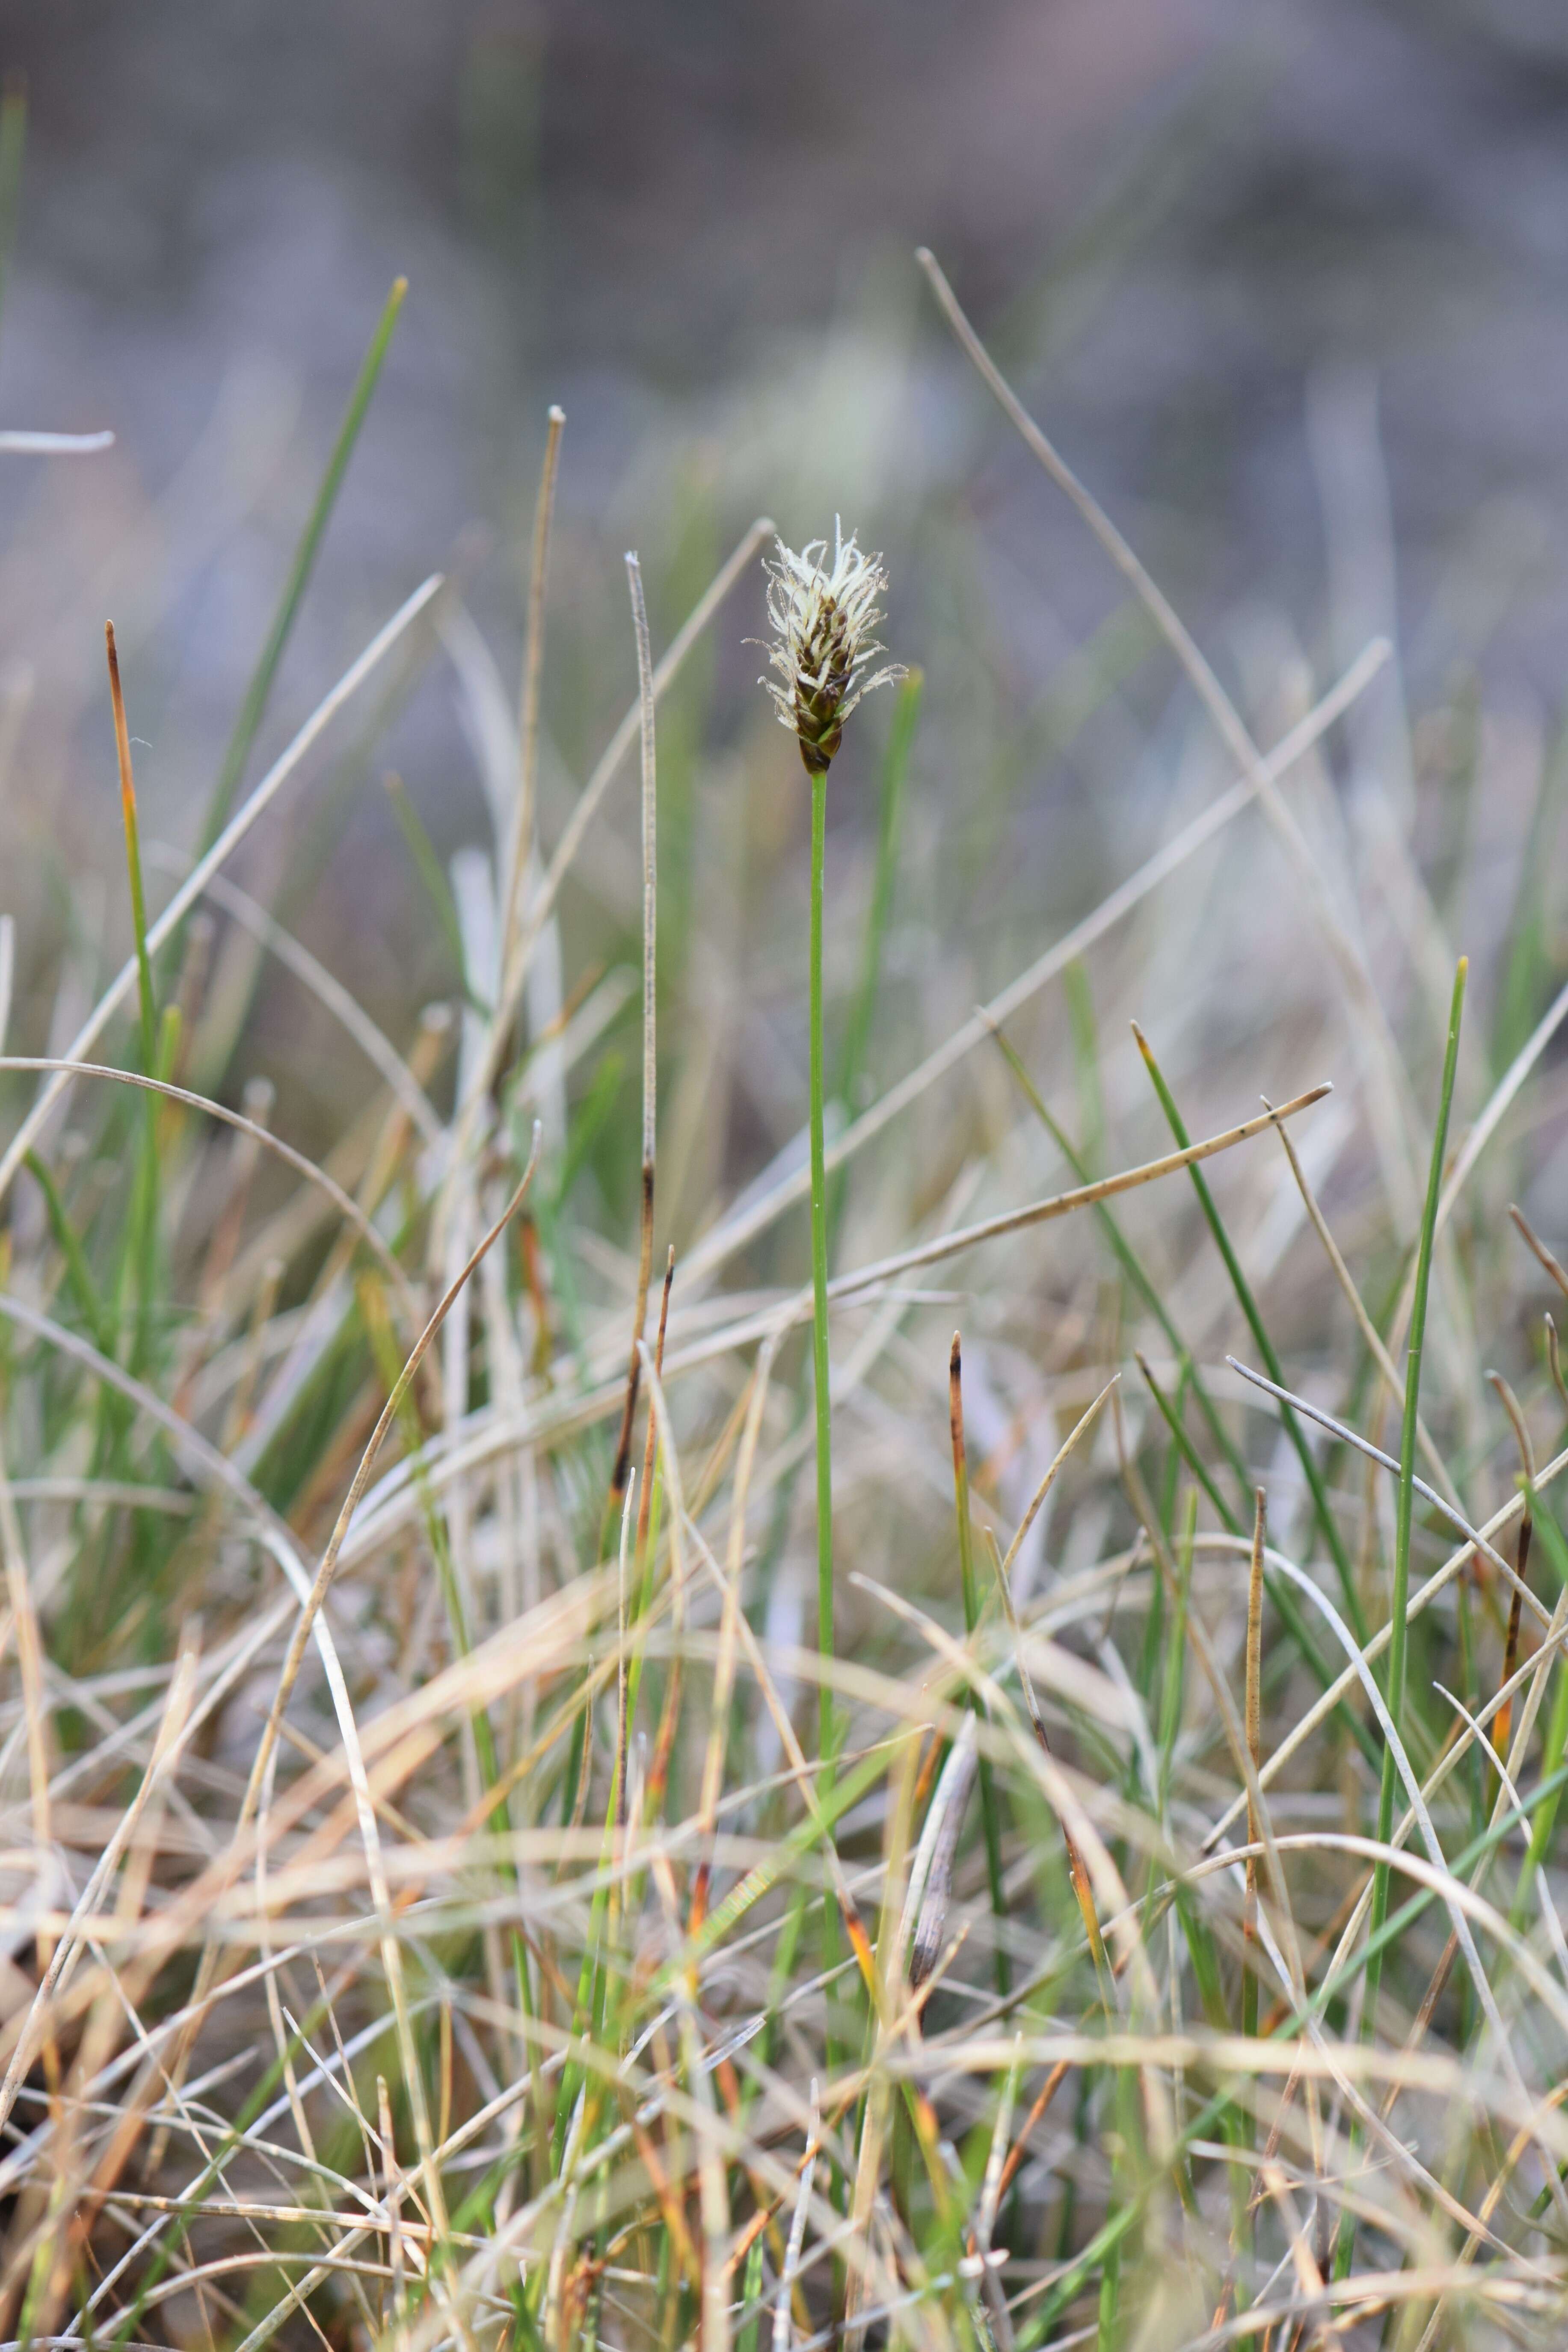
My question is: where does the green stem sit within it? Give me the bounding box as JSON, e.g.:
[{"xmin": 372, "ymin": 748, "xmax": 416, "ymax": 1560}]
[
  {"xmin": 0, "ymin": 75, "xmax": 25, "ymax": 357},
  {"xmin": 1509, "ymin": 1492, "xmax": 1568, "ymax": 1923},
  {"xmin": 196, "ymin": 276, "xmax": 407, "ymax": 857},
  {"xmin": 1338, "ymin": 955, "xmax": 1467, "ymax": 2282},
  {"xmin": 808, "ymin": 757, "xmax": 847, "ymax": 2087},
  {"xmin": 1133, "ymin": 1025, "xmax": 1366, "ymax": 1643},
  {"xmin": 809, "ymin": 760, "xmax": 834, "ymax": 1764},
  {"xmin": 951, "ymin": 1333, "xmax": 1011, "ymax": 1998}
]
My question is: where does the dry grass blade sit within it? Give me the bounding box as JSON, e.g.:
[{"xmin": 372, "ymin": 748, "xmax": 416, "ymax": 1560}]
[
  {"xmin": 1511, "ymin": 1202, "xmax": 1568, "ymax": 1303},
  {"xmin": 771, "ymin": 2081, "xmax": 820, "ymax": 2352},
  {"xmin": 1226, "ymin": 1355, "xmax": 1541, "ymax": 1617},
  {"xmin": 1, "ymin": 1055, "xmax": 411, "ymax": 1298},
  {"xmin": 243, "ymin": 1120, "xmax": 543, "ymax": 1826},
  {"xmin": 826, "ymin": 1083, "xmax": 1333, "ymax": 1304},
  {"xmin": 500, "ymin": 403, "xmax": 565, "ymax": 976},
  {"xmin": 1242, "ymin": 1487, "xmax": 1266, "ymax": 2055},
  {"xmin": 917, "ymin": 241, "xmax": 1422, "ymax": 1224},
  {"xmin": 1263, "ymin": 1091, "xmax": 1457, "ymax": 1505}
]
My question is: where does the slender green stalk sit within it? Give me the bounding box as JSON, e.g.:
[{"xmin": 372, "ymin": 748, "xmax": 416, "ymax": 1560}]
[
  {"xmin": 1156, "ymin": 1486, "xmax": 1197, "ymax": 1806},
  {"xmin": 105, "ymin": 622, "xmax": 165, "ymax": 1398},
  {"xmin": 809, "ymin": 760, "xmax": 835, "ymax": 1766},
  {"xmin": 24, "ymin": 1152, "xmax": 113, "ymax": 1356},
  {"xmin": 383, "ymin": 767, "xmax": 471, "ymax": 989},
  {"xmin": 992, "ymin": 1022, "xmax": 1367, "ymax": 1752},
  {"xmin": 949, "ymin": 1332, "xmax": 1012, "ymax": 1998},
  {"xmin": 105, "ymin": 625, "xmax": 157, "ymax": 1077},
  {"xmin": 0, "ymin": 74, "xmax": 25, "ymax": 357},
  {"xmin": 807, "ymin": 756, "xmax": 846, "ymax": 2084},
  {"xmin": 1369, "ymin": 959, "xmax": 1467, "ymax": 1952},
  {"xmin": 1337, "ymin": 955, "xmax": 1466, "ymax": 2283},
  {"xmin": 756, "ymin": 673, "xmax": 919, "ymax": 1771},
  {"xmin": 987, "ymin": 1019, "xmax": 1252, "ymax": 1507},
  {"xmin": 1510, "ymin": 1491, "xmax": 1568, "ymax": 1924},
  {"xmin": 196, "ymin": 275, "xmax": 407, "ymax": 855}
]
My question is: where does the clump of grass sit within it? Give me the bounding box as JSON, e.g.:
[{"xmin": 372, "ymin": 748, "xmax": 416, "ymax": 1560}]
[{"xmin": 5, "ymin": 213, "xmax": 1568, "ymax": 2352}]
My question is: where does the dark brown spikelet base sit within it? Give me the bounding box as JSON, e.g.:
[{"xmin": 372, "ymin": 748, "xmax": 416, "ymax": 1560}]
[{"xmin": 791, "ymin": 595, "xmax": 857, "ymax": 771}]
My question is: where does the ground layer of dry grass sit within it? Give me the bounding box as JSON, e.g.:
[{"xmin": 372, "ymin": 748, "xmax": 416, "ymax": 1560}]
[{"xmin": 2, "ymin": 217, "xmax": 1568, "ymax": 2352}]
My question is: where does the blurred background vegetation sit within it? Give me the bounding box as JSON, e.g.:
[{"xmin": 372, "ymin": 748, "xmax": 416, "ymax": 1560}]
[{"xmin": 3, "ymin": 0, "xmax": 1566, "ymax": 1185}]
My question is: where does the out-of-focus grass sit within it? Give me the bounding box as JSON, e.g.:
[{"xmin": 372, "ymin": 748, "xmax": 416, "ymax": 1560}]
[{"xmin": 3, "ymin": 148, "xmax": 1568, "ymax": 2352}]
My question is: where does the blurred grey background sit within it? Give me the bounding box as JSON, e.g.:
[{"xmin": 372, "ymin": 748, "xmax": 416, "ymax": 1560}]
[{"xmin": 1, "ymin": 0, "xmax": 1565, "ymax": 1155}]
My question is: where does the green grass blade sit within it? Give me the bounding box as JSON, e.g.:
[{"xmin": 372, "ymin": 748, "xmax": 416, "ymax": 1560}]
[
  {"xmin": 1512, "ymin": 1489, "xmax": 1568, "ymax": 1920},
  {"xmin": 196, "ymin": 275, "xmax": 408, "ymax": 854},
  {"xmin": 1340, "ymin": 954, "xmax": 1466, "ymax": 2280},
  {"xmin": 951, "ymin": 1331, "xmax": 1012, "ymax": 1999},
  {"xmin": 1493, "ymin": 722, "xmax": 1568, "ymax": 1076},
  {"xmin": 383, "ymin": 766, "xmax": 471, "ymax": 991},
  {"xmin": 1132, "ymin": 1022, "xmax": 1366, "ymax": 1642},
  {"xmin": 106, "ymin": 625, "xmax": 158, "ymax": 1077},
  {"xmin": 987, "ymin": 1019, "xmax": 1251, "ymax": 1505},
  {"xmin": 24, "ymin": 1151, "xmax": 113, "ymax": 1356},
  {"xmin": 0, "ymin": 74, "xmax": 25, "ymax": 355},
  {"xmin": 1063, "ymin": 958, "xmax": 1106, "ymax": 1178}
]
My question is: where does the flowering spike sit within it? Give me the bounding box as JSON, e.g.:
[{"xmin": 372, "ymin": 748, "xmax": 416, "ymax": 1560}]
[{"xmin": 757, "ymin": 527, "xmax": 905, "ymax": 774}]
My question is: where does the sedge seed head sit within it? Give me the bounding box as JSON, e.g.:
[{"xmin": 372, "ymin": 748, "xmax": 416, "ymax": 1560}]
[{"xmin": 757, "ymin": 520, "xmax": 905, "ymax": 775}]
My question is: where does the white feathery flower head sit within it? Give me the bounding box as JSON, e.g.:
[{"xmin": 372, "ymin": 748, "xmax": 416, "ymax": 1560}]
[{"xmin": 758, "ymin": 518, "xmax": 905, "ymax": 774}]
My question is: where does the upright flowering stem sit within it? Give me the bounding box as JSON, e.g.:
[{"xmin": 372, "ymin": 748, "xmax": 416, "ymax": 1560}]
[
  {"xmin": 757, "ymin": 522, "xmax": 903, "ymax": 2100},
  {"xmin": 755, "ymin": 520, "xmax": 903, "ymax": 1772},
  {"xmin": 808, "ymin": 758, "xmax": 835, "ymax": 1769}
]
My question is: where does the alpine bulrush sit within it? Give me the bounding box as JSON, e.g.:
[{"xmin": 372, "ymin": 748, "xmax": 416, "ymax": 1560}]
[
  {"xmin": 753, "ymin": 519, "xmax": 904, "ymax": 2020},
  {"xmin": 760, "ymin": 522, "xmax": 904, "ymax": 774}
]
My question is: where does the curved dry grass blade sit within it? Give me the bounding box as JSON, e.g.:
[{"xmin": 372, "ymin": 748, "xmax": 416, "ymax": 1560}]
[
  {"xmin": 917, "ymin": 241, "xmax": 1421, "ymax": 1226},
  {"xmin": 826, "ymin": 1084, "xmax": 1331, "ymax": 1306},
  {"xmin": 1225, "ymin": 1357, "xmax": 1540, "ymax": 1623},
  {"xmin": 243, "ymin": 1121, "xmax": 542, "ymax": 1829},
  {"xmin": 1548, "ymin": 1313, "xmax": 1568, "ymax": 1420},
  {"xmin": 0, "ymin": 1056, "xmax": 411, "ymax": 1300},
  {"xmin": 1262, "ymin": 1093, "xmax": 1456, "ymax": 1507},
  {"xmin": 1436, "ymin": 969, "xmax": 1568, "ymax": 1234},
  {"xmin": 999, "ymin": 1374, "xmax": 1118, "ymax": 1584},
  {"xmin": 1511, "ymin": 1201, "xmax": 1568, "ymax": 1303},
  {"xmin": 1202, "ymin": 1433, "xmax": 1568, "ymax": 1856},
  {"xmin": 1248, "ymin": 1540, "xmax": 1568, "ymax": 2220},
  {"xmin": 147, "ymin": 859, "xmax": 444, "ymax": 1144}
]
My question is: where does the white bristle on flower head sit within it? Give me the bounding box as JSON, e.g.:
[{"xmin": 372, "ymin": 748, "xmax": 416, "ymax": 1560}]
[{"xmin": 758, "ymin": 518, "xmax": 905, "ymax": 774}]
